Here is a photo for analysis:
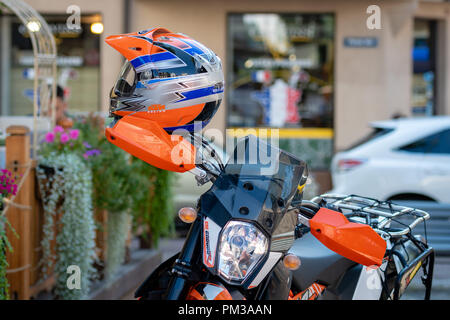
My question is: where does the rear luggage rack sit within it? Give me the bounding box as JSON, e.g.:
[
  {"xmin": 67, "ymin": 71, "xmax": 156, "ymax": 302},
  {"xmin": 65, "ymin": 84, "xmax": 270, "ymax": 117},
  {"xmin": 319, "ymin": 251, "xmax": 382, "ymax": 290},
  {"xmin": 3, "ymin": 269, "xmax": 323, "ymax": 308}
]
[
  {"xmin": 310, "ymin": 193, "xmax": 430, "ymax": 239},
  {"xmin": 309, "ymin": 193, "xmax": 434, "ymax": 300}
]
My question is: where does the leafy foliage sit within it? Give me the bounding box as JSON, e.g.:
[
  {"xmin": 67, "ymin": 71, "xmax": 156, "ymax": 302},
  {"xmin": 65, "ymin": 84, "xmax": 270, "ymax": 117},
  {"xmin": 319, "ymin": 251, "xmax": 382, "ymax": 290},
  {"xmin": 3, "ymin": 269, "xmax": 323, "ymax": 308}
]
[
  {"xmin": 131, "ymin": 163, "xmax": 175, "ymax": 247},
  {"xmin": 105, "ymin": 211, "xmax": 130, "ymax": 282},
  {"xmin": 74, "ymin": 116, "xmax": 144, "ymax": 212},
  {"xmin": 0, "ymin": 169, "xmax": 19, "ymax": 300},
  {"xmin": 0, "ymin": 214, "xmax": 12, "ymax": 300},
  {"xmin": 36, "ymin": 153, "xmax": 97, "ymax": 300},
  {"xmin": 74, "ymin": 114, "xmax": 175, "ymax": 263},
  {"xmin": 38, "ymin": 126, "xmax": 87, "ymax": 159}
]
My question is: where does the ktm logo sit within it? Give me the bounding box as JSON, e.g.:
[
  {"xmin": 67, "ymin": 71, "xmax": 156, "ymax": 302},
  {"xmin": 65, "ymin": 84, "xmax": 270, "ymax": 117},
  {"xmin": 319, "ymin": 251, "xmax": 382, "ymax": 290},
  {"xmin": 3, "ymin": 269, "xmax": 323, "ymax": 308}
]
[
  {"xmin": 147, "ymin": 104, "xmax": 166, "ymax": 111},
  {"xmin": 204, "ymin": 220, "xmax": 213, "ymax": 266}
]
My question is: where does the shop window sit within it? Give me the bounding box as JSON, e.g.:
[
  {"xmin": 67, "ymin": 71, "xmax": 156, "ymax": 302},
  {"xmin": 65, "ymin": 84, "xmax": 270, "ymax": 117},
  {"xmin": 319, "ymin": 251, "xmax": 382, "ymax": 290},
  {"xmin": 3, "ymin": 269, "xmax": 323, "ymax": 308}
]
[
  {"xmin": 227, "ymin": 13, "xmax": 334, "ymax": 169},
  {"xmin": 1, "ymin": 13, "xmax": 101, "ymax": 116},
  {"xmin": 412, "ymin": 19, "xmax": 437, "ymax": 117}
]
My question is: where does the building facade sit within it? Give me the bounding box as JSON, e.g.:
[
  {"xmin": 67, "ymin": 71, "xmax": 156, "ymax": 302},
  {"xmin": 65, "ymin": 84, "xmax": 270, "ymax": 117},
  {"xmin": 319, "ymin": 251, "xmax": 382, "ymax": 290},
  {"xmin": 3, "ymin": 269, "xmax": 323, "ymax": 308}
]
[{"xmin": 1, "ymin": 0, "xmax": 450, "ymax": 176}]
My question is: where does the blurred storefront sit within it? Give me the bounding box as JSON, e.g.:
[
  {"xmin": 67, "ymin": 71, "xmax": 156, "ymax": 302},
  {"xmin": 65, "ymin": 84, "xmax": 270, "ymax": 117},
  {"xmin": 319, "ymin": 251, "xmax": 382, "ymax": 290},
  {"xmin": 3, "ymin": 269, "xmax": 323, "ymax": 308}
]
[
  {"xmin": 3, "ymin": 14, "xmax": 101, "ymax": 115},
  {"xmin": 227, "ymin": 13, "xmax": 334, "ymax": 169},
  {"xmin": 1, "ymin": 0, "xmax": 450, "ymax": 182},
  {"xmin": 129, "ymin": 0, "xmax": 450, "ymax": 187},
  {"xmin": 0, "ymin": 0, "xmax": 124, "ymax": 117}
]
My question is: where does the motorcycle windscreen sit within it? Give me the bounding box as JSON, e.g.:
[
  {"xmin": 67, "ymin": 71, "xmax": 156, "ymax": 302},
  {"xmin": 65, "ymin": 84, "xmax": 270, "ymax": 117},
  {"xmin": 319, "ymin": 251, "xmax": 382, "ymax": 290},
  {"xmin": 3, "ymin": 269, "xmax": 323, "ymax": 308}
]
[
  {"xmin": 309, "ymin": 207, "xmax": 387, "ymax": 267},
  {"xmin": 200, "ymin": 135, "xmax": 308, "ymax": 238}
]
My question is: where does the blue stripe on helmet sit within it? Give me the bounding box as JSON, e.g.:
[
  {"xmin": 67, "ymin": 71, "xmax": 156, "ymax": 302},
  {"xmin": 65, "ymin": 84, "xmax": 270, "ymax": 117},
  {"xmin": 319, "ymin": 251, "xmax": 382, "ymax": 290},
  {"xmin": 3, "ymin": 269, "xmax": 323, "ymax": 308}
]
[
  {"xmin": 130, "ymin": 51, "xmax": 178, "ymax": 68},
  {"xmin": 150, "ymin": 51, "xmax": 177, "ymax": 62},
  {"xmin": 130, "ymin": 55, "xmax": 152, "ymax": 68},
  {"xmin": 177, "ymin": 38, "xmax": 205, "ymax": 57}
]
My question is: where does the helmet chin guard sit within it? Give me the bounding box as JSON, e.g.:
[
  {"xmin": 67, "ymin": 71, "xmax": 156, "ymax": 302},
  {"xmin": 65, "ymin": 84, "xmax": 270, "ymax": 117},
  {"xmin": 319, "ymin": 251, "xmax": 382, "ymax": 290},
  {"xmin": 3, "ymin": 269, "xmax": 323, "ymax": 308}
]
[{"xmin": 105, "ymin": 114, "xmax": 196, "ymax": 172}]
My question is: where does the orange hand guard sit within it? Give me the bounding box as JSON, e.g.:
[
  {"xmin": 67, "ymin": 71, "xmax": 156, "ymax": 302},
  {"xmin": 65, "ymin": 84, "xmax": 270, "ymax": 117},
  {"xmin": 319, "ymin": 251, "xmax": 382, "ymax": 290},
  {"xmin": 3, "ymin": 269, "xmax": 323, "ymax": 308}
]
[{"xmin": 105, "ymin": 114, "xmax": 196, "ymax": 172}]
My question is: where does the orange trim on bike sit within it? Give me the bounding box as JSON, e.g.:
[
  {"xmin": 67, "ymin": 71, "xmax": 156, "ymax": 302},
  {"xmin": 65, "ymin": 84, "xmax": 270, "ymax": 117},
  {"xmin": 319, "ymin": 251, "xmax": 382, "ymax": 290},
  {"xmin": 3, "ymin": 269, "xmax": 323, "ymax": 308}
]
[
  {"xmin": 310, "ymin": 207, "xmax": 386, "ymax": 267},
  {"xmin": 290, "ymin": 282, "xmax": 326, "ymax": 300},
  {"xmin": 113, "ymin": 103, "xmax": 205, "ymax": 130}
]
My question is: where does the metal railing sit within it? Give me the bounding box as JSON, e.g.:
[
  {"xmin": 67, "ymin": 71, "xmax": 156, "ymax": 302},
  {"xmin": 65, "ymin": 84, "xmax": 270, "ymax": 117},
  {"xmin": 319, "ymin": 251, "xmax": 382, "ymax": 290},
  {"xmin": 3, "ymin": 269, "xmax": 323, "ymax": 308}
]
[
  {"xmin": 310, "ymin": 194, "xmax": 450, "ymax": 256},
  {"xmin": 393, "ymin": 201, "xmax": 450, "ymax": 256}
]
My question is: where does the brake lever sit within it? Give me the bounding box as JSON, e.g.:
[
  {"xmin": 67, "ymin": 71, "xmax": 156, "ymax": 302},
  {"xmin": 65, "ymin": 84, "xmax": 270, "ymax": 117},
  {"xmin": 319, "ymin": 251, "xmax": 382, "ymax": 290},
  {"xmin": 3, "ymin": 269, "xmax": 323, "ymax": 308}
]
[{"xmin": 297, "ymin": 212, "xmax": 311, "ymax": 228}]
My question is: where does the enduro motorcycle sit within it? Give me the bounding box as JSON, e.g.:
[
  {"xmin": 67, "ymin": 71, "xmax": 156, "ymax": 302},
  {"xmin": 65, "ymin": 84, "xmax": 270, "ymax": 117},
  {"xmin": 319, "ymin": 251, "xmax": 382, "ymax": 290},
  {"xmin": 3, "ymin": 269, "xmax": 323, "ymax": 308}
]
[
  {"xmin": 130, "ymin": 134, "xmax": 434, "ymax": 301},
  {"xmin": 102, "ymin": 27, "xmax": 434, "ymax": 300}
]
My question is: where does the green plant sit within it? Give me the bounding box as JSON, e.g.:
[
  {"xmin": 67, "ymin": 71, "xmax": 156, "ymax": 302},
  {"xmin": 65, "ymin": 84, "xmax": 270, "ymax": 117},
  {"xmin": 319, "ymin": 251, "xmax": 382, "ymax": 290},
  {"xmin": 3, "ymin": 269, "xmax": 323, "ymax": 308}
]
[
  {"xmin": 74, "ymin": 115, "xmax": 175, "ymax": 251},
  {"xmin": 105, "ymin": 211, "xmax": 130, "ymax": 282},
  {"xmin": 0, "ymin": 169, "xmax": 19, "ymax": 300},
  {"xmin": 131, "ymin": 162, "xmax": 175, "ymax": 247},
  {"xmin": 36, "ymin": 153, "xmax": 96, "ymax": 300},
  {"xmin": 0, "ymin": 215, "xmax": 13, "ymax": 300},
  {"xmin": 74, "ymin": 116, "xmax": 145, "ymax": 278},
  {"xmin": 39, "ymin": 126, "xmax": 84, "ymax": 158}
]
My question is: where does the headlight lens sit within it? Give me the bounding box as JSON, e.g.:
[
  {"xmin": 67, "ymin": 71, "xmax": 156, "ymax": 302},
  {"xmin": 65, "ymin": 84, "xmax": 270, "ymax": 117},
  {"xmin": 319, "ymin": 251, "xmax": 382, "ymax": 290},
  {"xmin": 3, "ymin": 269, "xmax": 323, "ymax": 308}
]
[{"xmin": 217, "ymin": 220, "xmax": 268, "ymax": 282}]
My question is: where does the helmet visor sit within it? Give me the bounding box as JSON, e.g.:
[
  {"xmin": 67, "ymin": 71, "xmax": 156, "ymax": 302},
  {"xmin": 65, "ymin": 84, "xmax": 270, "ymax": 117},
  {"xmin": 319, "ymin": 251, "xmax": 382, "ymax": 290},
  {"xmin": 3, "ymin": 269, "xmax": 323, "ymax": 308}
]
[{"xmin": 113, "ymin": 61, "xmax": 137, "ymax": 97}]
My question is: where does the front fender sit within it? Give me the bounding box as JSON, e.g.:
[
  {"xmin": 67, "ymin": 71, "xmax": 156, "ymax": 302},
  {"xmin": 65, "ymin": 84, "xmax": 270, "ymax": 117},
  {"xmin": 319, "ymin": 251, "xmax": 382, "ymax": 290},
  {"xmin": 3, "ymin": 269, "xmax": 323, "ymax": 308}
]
[
  {"xmin": 135, "ymin": 253, "xmax": 180, "ymax": 299},
  {"xmin": 135, "ymin": 251, "xmax": 247, "ymax": 300}
]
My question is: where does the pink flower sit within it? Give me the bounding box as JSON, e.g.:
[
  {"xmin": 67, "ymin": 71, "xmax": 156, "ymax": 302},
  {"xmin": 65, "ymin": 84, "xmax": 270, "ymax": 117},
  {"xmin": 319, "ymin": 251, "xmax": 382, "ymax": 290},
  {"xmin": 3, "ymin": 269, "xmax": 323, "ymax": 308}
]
[
  {"xmin": 54, "ymin": 125, "xmax": 64, "ymax": 133},
  {"xmin": 69, "ymin": 129, "xmax": 80, "ymax": 140},
  {"xmin": 60, "ymin": 133, "xmax": 69, "ymax": 144},
  {"xmin": 45, "ymin": 132, "xmax": 55, "ymax": 143}
]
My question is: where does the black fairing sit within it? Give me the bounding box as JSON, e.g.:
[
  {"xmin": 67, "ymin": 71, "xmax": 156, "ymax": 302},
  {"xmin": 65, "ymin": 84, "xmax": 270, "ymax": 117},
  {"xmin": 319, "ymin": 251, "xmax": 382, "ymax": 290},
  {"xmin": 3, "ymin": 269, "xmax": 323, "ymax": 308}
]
[
  {"xmin": 199, "ymin": 135, "xmax": 308, "ymax": 235},
  {"xmin": 197, "ymin": 136, "xmax": 307, "ymax": 288},
  {"xmin": 136, "ymin": 136, "xmax": 309, "ymax": 299},
  {"xmin": 261, "ymin": 260, "xmax": 292, "ymax": 300},
  {"xmin": 289, "ymin": 232, "xmax": 358, "ymax": 296}
]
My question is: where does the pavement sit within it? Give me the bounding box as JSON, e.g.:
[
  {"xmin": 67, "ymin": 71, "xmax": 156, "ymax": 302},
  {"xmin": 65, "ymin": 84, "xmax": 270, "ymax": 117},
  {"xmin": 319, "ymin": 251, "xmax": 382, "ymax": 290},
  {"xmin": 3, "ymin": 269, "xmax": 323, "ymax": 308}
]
[
  {"xmin": 121, "ymin": 238, "xmax": 450, "ymax": 300},
  {"xmin": 120, "ymin": 238, "xmax": 184, "ymax": 300},
  {"xmin": 402, "ymin": 256, "xmax": 450, "ymax": 300}
]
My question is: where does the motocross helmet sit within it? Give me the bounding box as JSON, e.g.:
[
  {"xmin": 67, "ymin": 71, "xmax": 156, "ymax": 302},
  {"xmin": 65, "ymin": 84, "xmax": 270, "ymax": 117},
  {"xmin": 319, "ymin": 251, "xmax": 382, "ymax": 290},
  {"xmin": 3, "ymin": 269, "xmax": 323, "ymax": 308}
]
[{"xmin": 106, "ymin": 27, "xmax": 224, "ymax": 132}]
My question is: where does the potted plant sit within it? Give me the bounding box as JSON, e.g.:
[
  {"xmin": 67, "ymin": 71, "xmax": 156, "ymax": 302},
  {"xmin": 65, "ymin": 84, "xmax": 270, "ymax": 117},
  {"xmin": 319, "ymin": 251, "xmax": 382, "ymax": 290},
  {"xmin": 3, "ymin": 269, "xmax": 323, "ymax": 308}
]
[
  {"xmin": 0, "ymin": 169, "xmax": 18, "ymax": 300},
  {"xmin": 36, "ymin": 126, "xmax": 98, "ymax": 299}
]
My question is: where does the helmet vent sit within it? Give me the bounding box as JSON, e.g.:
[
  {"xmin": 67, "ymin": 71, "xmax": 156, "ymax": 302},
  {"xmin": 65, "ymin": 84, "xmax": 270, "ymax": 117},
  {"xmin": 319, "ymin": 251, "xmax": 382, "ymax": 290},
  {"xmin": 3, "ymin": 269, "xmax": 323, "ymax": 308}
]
[
  {"xmin": 129, "ymin": 47, "xmax": 142, "ymax": 51},
  {"xmin": 152, "ymin": 28, "xmax": 172, "ymax": 37}
]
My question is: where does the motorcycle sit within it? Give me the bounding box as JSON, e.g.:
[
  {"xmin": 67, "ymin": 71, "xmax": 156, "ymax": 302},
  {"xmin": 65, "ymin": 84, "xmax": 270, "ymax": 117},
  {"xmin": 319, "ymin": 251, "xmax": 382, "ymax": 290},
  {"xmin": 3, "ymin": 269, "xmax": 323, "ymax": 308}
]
[{"xmin": 126, "ymin": 134, "xmax": 434, "ymax": 301}]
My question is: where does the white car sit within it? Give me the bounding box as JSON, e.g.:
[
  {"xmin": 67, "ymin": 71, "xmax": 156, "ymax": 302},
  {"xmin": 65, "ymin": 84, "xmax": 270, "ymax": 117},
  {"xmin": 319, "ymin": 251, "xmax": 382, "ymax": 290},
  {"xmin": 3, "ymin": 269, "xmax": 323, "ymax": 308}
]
[{"xmin": 330, "ymin": 116, "xmax": 450, "ymax": 203}]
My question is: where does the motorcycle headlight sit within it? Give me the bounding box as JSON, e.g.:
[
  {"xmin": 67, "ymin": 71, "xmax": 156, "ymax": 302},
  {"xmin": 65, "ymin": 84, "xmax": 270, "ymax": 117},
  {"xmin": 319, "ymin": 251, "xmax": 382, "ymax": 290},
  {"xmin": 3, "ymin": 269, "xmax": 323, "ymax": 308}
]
[{"xmin": 217, "ymin": 220, "xmax": 268, "ymax": 282}]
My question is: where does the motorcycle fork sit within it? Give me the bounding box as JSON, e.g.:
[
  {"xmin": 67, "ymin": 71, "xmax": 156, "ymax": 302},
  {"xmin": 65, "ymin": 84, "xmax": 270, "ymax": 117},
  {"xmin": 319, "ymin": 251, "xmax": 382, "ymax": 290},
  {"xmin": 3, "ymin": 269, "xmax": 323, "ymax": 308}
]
[{"xmin": 165, "ymin": 217, "xmax": 202, "ymax": 300}]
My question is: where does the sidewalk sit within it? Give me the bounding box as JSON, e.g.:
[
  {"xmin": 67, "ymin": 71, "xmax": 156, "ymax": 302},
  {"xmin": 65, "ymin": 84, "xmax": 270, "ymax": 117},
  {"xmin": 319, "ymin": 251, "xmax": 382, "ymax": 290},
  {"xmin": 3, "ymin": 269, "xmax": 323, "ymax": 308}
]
[
  {"xmin": 402, "ymin": 256, "xmax": 450, "ymax": 300},
  {"xmin": 119, "ymin": 238, "xmax": 184, "ymax": 300}
]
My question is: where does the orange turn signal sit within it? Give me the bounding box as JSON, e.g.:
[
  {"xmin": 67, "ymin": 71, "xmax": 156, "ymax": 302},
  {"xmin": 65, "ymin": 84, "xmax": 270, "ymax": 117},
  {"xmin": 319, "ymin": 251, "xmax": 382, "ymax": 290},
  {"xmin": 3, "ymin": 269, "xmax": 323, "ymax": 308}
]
[
  {"xmin": 283, "ymin": 254, "xmax": 301, "ymax": 270},
  {"xmin": 178, "ymin": 207, "xmax": 197, "ymax": 224}
]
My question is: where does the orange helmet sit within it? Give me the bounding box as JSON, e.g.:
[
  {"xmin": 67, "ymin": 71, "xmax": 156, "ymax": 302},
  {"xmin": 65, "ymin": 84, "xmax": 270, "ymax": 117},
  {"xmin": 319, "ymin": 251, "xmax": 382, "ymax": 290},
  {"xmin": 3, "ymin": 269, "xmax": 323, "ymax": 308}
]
[{"xmin": 105, "ymin": 27, "xmax": 224, "ymax": 132}]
